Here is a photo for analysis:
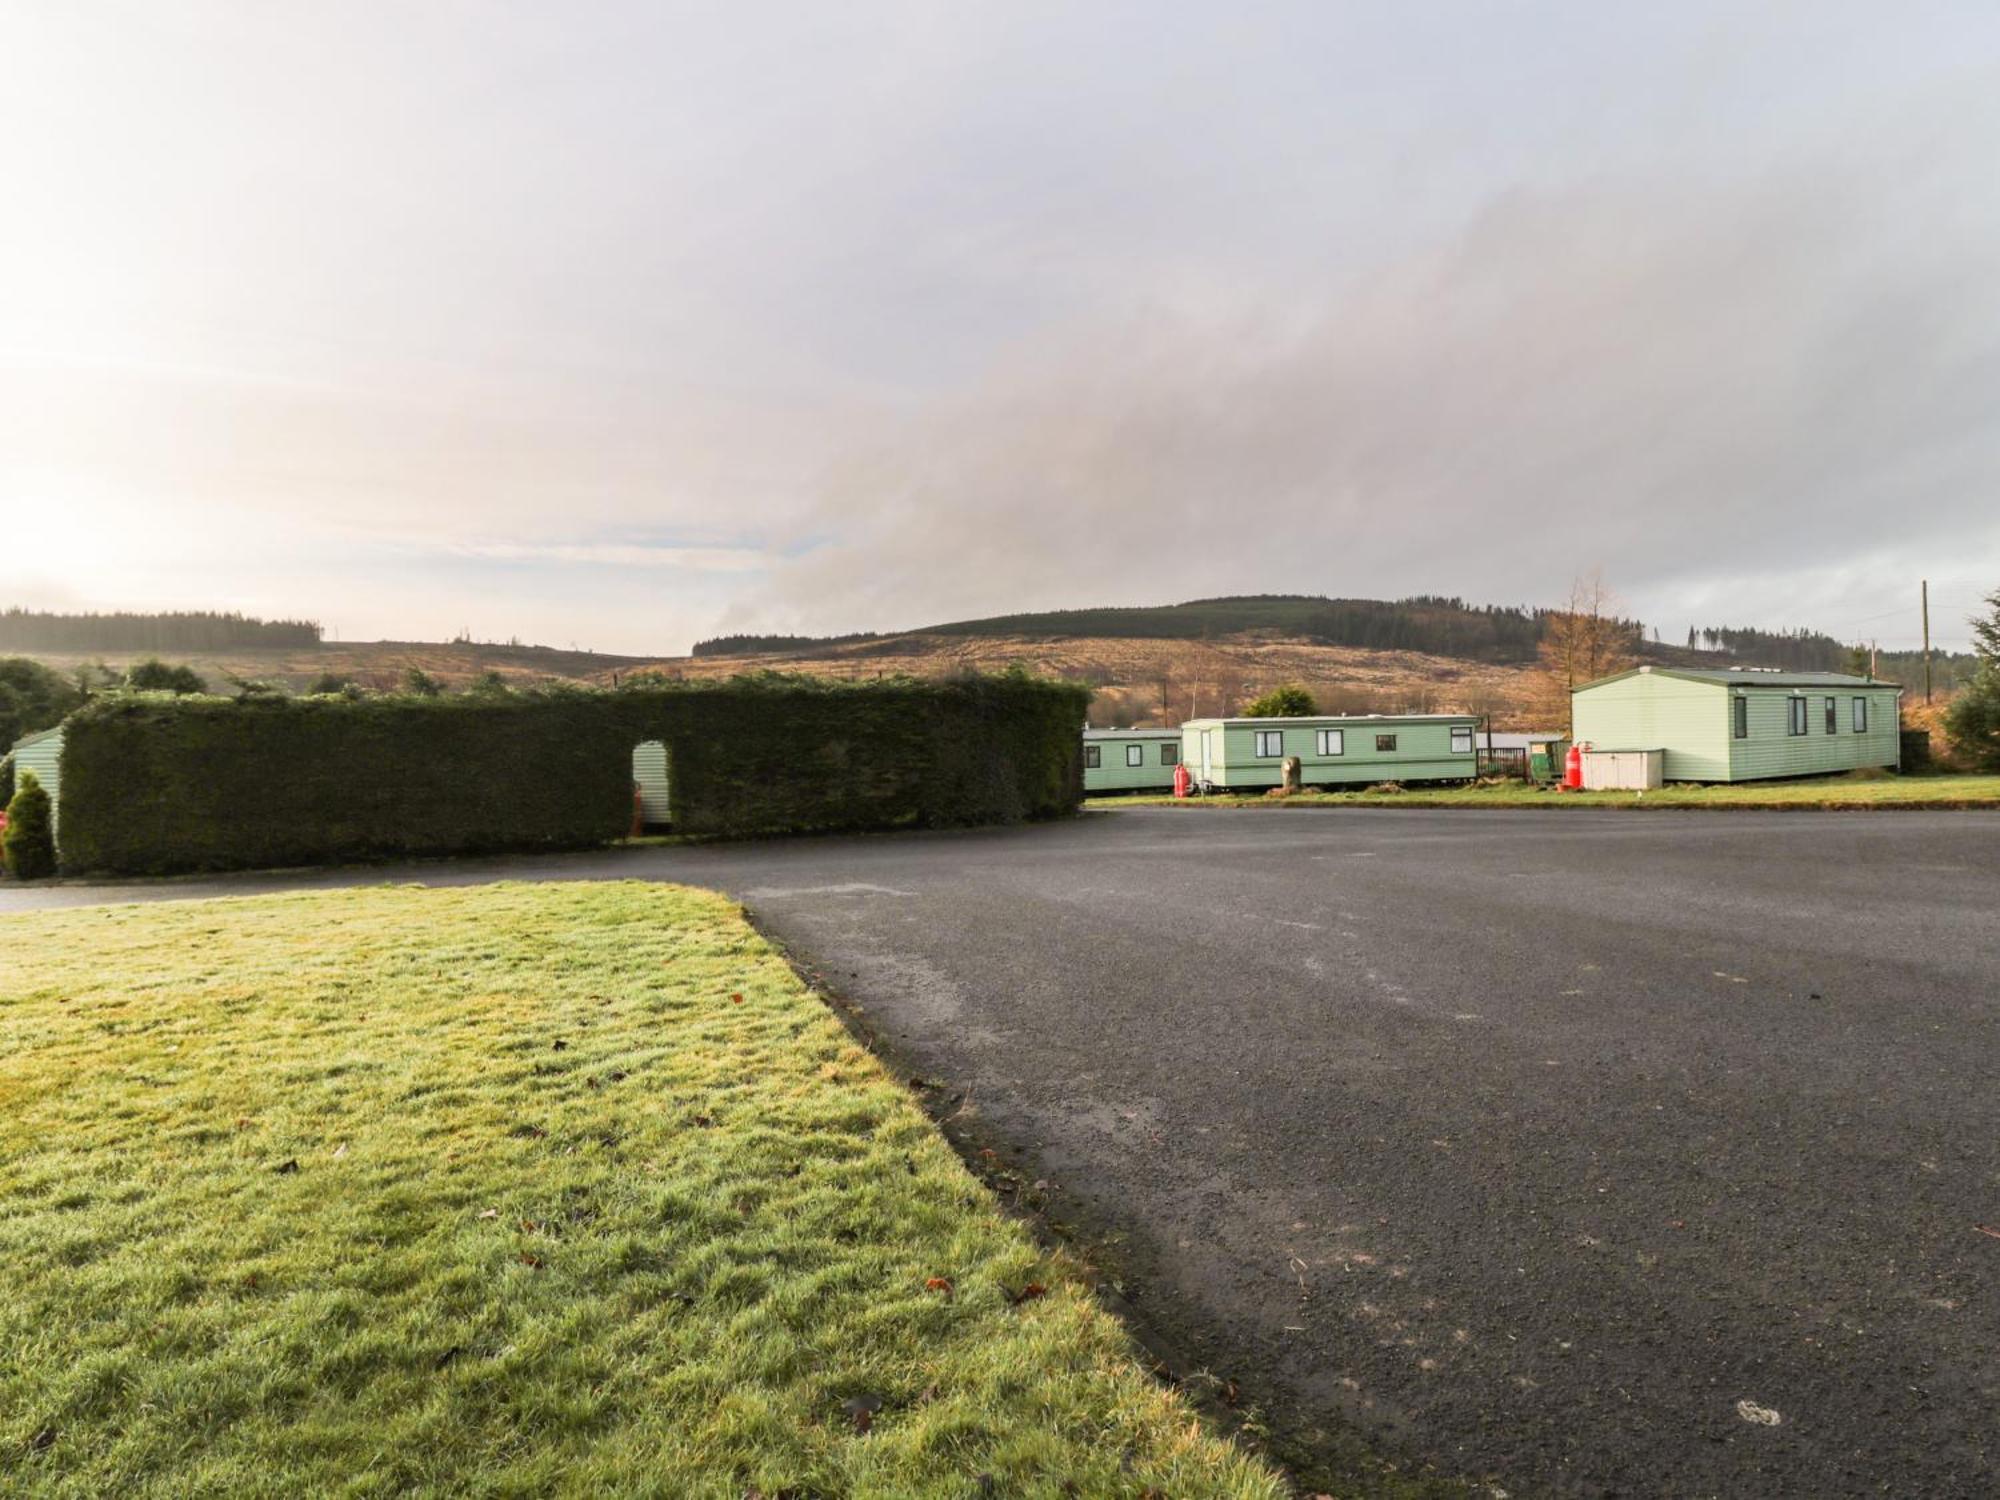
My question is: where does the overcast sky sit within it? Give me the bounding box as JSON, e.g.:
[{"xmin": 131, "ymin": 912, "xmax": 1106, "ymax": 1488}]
[{"xmin": 5, "ymin": 2, "xmax": 1997, "ymax": 653}]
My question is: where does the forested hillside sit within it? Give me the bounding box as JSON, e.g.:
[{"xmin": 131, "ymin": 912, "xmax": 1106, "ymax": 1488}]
[
  {"xmin": 1691, "ymin": 623, "xmax": 1977, "ymax": 694},
  {"xmin": 697, "ymin": 595, "xmax": 1612, "ymax": 663},
  {"xmin": 0, "ymin": 609, "xmax": 322, "ymax": 652}
]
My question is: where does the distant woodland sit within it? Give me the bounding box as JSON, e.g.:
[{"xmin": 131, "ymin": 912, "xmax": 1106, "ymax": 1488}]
[
  {"xmin": 695, "ymin": 595, "xmax": 1972, "ymax": 693},
  {"xmin": 697, "ymin": 596, "xmax": 1605, "ymax": 663},
  {"xmin": 1688, "ymin": 624, "xmax": 1977, "ymax": 694},
  {"xmin": 0, "ymin": 609, "xmax": 323, "ymax": 652}
]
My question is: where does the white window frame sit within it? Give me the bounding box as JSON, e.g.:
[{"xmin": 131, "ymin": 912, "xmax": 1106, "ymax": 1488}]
[
  {"xmin": 1125, "ymin": 744, "xmax": 1144, "ymax": 768},
  {"xmin": 1852, "ymin": 696, "xmax": 1868, "ymax": 732},
  {"xmin": 1315, "ymin": 728, "xmax": 1344, "ymax": 756},
  {"xmin": 1450, "ymin": 726, "xmax": 1474, "ymax": 754},
  {"xmin": 1787, "ymin": 697, "xmax": 1808, "ymax": 736},
  {"xmin": 1254, "ymin": 729, "xmax": 1284, "ymax": 758}
]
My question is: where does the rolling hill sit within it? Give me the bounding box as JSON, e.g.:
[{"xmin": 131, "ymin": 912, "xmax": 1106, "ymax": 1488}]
[{"xmin": 5, "ymin": 595, "xmax": 1972, "ymax": 735}]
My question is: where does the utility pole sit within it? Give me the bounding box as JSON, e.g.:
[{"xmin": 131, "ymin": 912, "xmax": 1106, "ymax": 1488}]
[
  {"xmin": 1922, "ymin": 579, "xmax": 1932, "ymax": 704},
  {"xmin": 1871, "ymin": 639, "xmax": 1879, "ymax": 678}
]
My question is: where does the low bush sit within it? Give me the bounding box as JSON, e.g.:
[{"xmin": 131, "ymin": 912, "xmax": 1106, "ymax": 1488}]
[
  {"xmin": 1241, "ymin": 683, "xmax": 1317, "ymax": 717},
  {"xmin": 3, "ymin": 768, "xmax": 57, "ymax": 879},
  {"xmin": 1943, "ymin": 665, "xmax": 2000, "ymax": 773},
  {"xmin": 123, "ymin": 658, "xmax": 207, "ymax": 694}
]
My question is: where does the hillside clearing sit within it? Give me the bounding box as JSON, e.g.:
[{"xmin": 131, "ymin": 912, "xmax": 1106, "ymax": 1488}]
[{"xmin": 0, "ymin": 882, "xmax": 1282, "ymax": 1499}]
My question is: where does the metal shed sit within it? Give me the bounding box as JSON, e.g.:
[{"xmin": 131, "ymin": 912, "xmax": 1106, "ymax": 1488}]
[
  {"xmin": 1083, "ymin": 727, "xmax": 1182, "ymax": 794},
  {"xmin": 1179, "ymin": 713, "xmax": 1480, "ymax": 791},
  {"xmin": 1572, "ymin": 666, "xmax": 1901, "ymax": 782},
  {"xmin": 9, "ymin": 726, "xmax": 63, "ymax": 825}
]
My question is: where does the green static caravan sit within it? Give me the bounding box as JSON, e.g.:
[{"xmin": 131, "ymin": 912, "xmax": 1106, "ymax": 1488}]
[
  {"xmin": 1571, "ymin": 666, "xmax": 1903, "ymax": 782},
  {"xmin": 1082, "ymin": 727, "xmax": 1182, "ymax": 793},
  {"xmin": 1180, "ymin": 713, "xmax": 1480, "ymax": 790},
  {"xmin": 8, "ymin": 726, "xmax": 64, "ymax": 825}
]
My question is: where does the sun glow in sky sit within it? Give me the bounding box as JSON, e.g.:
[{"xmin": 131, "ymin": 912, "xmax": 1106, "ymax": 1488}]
[{"xmin": 5, "ymin": 2, "xmax": 1999, "ymax": 653}]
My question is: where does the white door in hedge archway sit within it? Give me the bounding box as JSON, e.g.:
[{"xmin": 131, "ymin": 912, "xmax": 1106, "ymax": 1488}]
[{"xmin": 632, "ymin": 741, "xmax": 670, "ymax": 826}]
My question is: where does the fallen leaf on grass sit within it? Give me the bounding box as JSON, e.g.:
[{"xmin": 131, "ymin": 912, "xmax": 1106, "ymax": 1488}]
[
  {"xmin": 730, "ymin": 993, "xmax": 744, "ymax": 1005},
  {"xmin": 1006, "ymin": 1283, "xmax": 1048, "ymax": 1305},
  {"xmin": 519, "ymin": 1253, "xmax": 544, "ymax": 1270},
  {"xmin": 477, "ymin": 1208, "xmax": 499, "ymax": 1220},
  {"xmin": 272, "ymin": 1159, "xmax": 299, "ymax": 1175},
  {"xmin": 925, "ymin": 1276, "xmax": 954, "ymax": 1299},
  {"xmin": 839, "ymin": 1393, "xmax": 884, "ymax": 1434}
]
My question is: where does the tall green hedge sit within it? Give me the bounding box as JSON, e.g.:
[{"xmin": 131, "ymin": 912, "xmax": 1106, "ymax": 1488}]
[{"xmin": 54, "ymin": 674, "xmax": 1086, "ymax": 876}]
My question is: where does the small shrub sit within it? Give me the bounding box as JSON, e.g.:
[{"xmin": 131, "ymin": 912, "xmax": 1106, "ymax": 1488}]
[
  {"xmin": 401, "ymin": 667, "xmax": 445, "ymax": 698},
  {"xmin": 305, "ymin": 671, "xmax": 362, "ymax": 697},
  {"xmin": 123, "ymin": 658, "xmax": 207, "ymax": 694},
  {"xmin": 3, "ymin": 768, "xmax": 57, "ymax": 880},
  {"xmin": 222, "ymin": 671, "xmax": 286, "ymax": 700},
  {"xmin": 1241, "ymin": 683, "xmax": 1318, "ymax": 717},
  {"xmin": 1943, "ymin": 664, "xmax": 2000, "ymax": 773},
  {"xmin": 1367, "ymin": 780, "xmax": 1405, "ymax": 794},
  {"xmin": 0, "ymin": 656, "xmax": 85, "ymax": 747},
  {"xmin": 464, "ymin": 670, "xmax": 513, "ymax": 698}
]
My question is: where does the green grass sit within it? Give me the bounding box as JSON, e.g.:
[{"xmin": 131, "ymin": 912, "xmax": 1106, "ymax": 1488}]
[
  {"xmin": 0, "ymin": 882, "xmax": 1283, "ymax": 1499},
  {"xmin": 1097, "ymin": 773, "xmax": 2000, "ymax": 812}
]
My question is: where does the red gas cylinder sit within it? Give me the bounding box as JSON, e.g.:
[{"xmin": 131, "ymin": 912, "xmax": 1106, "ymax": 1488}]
[
  {"xmin": 1563, "ymin": 742, "xmax": 1585, "ymax": 790},
  {"xmin": 1172, "ymin": 761, "xmax": 1193, "ymax": 799}
]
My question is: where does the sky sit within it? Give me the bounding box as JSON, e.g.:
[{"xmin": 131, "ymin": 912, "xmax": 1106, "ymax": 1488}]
[{"xmin": 4, "ymin": 2, "xmax": 1998, "ymax": 655}]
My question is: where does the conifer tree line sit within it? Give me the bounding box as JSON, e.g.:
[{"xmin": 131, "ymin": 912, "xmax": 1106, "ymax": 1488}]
[{"xmin": 0, "ymin": 609, "xmax": 321, "ymax": 652}]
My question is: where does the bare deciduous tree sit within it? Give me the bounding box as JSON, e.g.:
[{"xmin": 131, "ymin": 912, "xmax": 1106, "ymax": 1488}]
[{"xmin": 1536, "ymin": 569, "xmax": 1639, "ymax": 734}]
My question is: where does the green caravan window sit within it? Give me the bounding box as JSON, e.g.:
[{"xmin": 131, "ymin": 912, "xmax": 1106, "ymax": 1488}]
[
  {"xmin": 1733, "ymin": 696, "xmax": 1748, "ymax": 738},
  {"xmin": 1853, "ymin": 697, "xmax": 1868, "ymax": 732},
  {"xmin": 1125, "ymin": 744, "xmax": 1144, "ymax": 768},
  {"xmin": 1824, "ymin": 696, "xmax": 1837, "ymax": 733},
  {"xmin": 1084, "ymin": 744, "xmax": 1100, "ymax": 768},
  {"xmin": 1315, "ymin": 728, "xmax": 1344, "ymax": 755},
  {"xmin": 1788, "ymin": 698, "xmax": 1808, "ymax": 736},
  {"xmin": 1254, "ymin": 730, "xmax": 1284, "ymax": 758},
  {"xmin": 1450, "ymin": 726, "xmax": 1474, "ymax": 754},
  {"xmin": 1160, "ymin": 742, "xmax": 1179, "ymax": 765},
  {"xmin": 1376, "ymin": 734, "xmax": 1397, "ymax": 752}
]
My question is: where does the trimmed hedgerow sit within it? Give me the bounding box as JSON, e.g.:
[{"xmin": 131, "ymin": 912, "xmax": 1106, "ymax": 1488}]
[{"xmin": 54, "ymin": 673, "xmax": 1087, "ymax": 875}]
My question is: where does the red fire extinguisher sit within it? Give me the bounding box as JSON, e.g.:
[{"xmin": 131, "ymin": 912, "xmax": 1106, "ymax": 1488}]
[
  {"xmin": 1172, "ymin": 761, "xmax": 1193, "ymax": 799},
  {"xmin": 1563, "ymin": 742, "xmax": 1585, "ymax": 790}
]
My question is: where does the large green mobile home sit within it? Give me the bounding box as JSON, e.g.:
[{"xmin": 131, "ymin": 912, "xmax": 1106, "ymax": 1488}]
[
  {"xmin": 1571, "ymin": 666, "xmax": 1901, "ymax": 781},
  {"xmin": 1083, "ymin": 727, "xmax": 1182, "ymax": 793},
  {"xmin": 1181, "ymin": 713, "xmax": 1480, "ymax": 790}
]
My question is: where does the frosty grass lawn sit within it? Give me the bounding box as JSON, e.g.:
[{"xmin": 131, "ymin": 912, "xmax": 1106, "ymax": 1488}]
[{"xmin": 0, "ymin": 881, "xmax": 1282, "ymax": 1499}]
